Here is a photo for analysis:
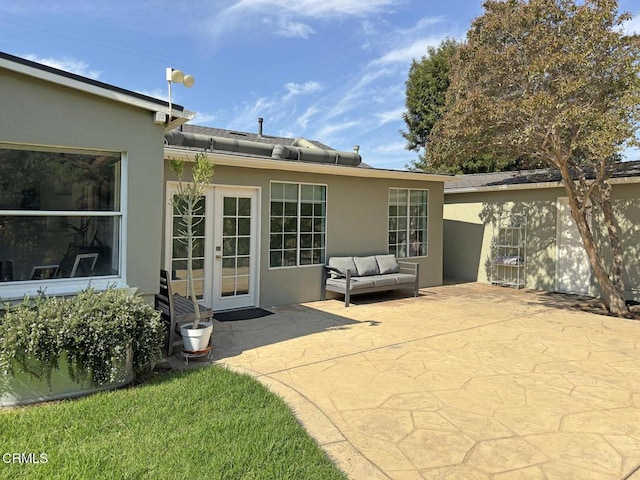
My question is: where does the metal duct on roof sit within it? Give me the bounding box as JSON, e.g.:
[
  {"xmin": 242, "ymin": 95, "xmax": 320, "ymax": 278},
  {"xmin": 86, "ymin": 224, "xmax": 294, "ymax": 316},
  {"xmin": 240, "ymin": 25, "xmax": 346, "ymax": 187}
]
[
  {"xmin": 271, "ymin": 144, "xmax": 361, "ymax": 166},
  {"xmin": 164, "ymin": 130, "xmax": 362, "ymax": 167}
]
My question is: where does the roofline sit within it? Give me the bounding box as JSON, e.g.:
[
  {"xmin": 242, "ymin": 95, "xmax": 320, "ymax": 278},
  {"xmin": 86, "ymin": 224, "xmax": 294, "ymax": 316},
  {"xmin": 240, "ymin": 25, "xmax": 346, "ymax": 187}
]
[
  {"xmin": 165, "ymin": 147, "xmax": 454, "ymax": 183},
  {"xmin": 0, "ymin": 51, "xmax": 194, "ymax": 127},
  {"xmin": 445, "ymin": 175, "xmax": 640, "ymax": 194}
]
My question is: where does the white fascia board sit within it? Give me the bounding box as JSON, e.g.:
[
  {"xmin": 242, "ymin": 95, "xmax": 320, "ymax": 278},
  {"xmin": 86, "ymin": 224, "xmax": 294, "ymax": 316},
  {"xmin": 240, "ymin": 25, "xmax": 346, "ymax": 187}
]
[
  {"xmin": 445, "ymin": 176, "xmax": 640, "ymax": 195},
  {"xmin": 164, "ymin": 147, "xmax": 454, "ymax": 183},
  {"xmin": 0, "ymin": 56, "xmax": 188, "ymax": 118}
]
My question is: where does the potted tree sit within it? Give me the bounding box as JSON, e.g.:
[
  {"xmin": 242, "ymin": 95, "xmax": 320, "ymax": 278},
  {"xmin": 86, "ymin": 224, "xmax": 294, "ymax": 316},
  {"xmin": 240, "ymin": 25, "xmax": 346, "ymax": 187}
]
[{"xmin": 170, "ymin": 152, "xmax": 215, "ymax": 352}]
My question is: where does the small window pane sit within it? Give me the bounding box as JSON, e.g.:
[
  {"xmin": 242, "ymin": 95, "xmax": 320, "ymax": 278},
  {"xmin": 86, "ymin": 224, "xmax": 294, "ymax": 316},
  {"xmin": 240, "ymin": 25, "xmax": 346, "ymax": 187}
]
[
  {"xmin": 223, "ymin": 218, "xmax": 236, "ymax": 236},
  {"xmin": 223, "ymin": 238, "xmax": 236, "ymax": 256},
  {"xmin": 284, "ymin": 202, "xmax": 297, "ymax": 216},
  {"xmin": 300, "ymin": 203, "xmax": 313, "ymax": 216},
  {"xmin": 238, "ymin": 217, "xmax": 250, "ymax": 236},
  {"xmin": 270, "ymin": 217, "xmax": 283, "ymax": 233},
  {"xmin": 223, "ymin": 197, "xmax": 237, "ymax": 216},
  {"xmin": 284, "ymin": 183, "xmax": 298, "ymax": 201},
  {"xmin": 271, "ymin": 183, "xmax": 284, "ymax": 200},
  {"xmin": 270, "ymin": 234, "xmax": 283, "ymax": 249},
  {"xmin": 237, "ymin": 237, "xmax": 250, "ymax": 256},
  {"xmin": 284, "ymin": 217, "xmax": 297, "ymax": 232},
  {"xmin": 270, "ymin": 201, "xmax": 284, "ymax": 216},
  {"xmin": 284, "ymin": 250, "xmax": 297, "ymax": 266},
  {"xmin": 238, "ymin": 197, "xmax": 251, "ymax": 216},
  {"xmin": 301, "ymin": 185, "xmax": 314, "ymax": 201},
  {"xmin": 300, "ymin": 217, "xmax": 312, "ymax": 232},
  {"xmin": 270, "ymin": 251, "xmax": 283, "ymax": 268}
]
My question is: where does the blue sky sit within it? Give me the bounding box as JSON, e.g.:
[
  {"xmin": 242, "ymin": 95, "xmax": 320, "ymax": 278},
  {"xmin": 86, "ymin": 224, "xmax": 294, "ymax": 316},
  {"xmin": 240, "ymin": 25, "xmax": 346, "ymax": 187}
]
[{"xmin": 1, "ymin": 1, "xmax": 639, "ymax": 170}]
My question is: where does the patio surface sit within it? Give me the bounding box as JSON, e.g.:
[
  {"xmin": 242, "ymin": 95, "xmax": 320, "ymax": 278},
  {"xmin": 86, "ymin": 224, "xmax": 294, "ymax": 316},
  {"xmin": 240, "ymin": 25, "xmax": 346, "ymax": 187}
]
[{"xmin": 172, "ymin": 283, "xmax": 640, "ymax": 479}]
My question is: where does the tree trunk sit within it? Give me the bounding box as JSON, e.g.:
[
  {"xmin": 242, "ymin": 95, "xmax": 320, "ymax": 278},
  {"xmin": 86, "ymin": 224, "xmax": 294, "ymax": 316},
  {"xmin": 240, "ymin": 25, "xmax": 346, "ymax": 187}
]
[
  {"xmin": 594, "ymin": 181, "xmax": 628, "ymax": 315},
  {"xmin": 558, "ymin": 163, "xmax": 629, "ymax": 316}
]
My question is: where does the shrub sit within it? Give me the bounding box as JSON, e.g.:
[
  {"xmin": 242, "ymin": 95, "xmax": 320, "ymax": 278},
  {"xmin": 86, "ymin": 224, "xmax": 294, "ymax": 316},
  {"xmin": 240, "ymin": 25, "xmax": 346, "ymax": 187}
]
[{"xmin": 0, "ymin": 288, "xmax": 164, "ymax": 387}]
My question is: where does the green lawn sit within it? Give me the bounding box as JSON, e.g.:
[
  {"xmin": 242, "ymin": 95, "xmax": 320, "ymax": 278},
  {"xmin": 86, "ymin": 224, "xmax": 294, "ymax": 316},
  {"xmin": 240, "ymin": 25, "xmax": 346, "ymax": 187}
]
[{"xmin": 0, "ymin": 366, "xmax": 347, "ymax": 480}]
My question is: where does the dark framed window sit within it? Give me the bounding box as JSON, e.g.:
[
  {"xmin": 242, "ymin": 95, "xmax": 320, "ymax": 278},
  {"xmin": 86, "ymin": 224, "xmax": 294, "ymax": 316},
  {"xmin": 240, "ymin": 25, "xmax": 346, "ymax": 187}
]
[
  {"xmin": 269, "ymin": 182, "xmax": 326, "ymax": 268},
  {"xmin": 0, "ymin": 147, "xmax": 122, "ymax": 283},
  {"xmin": 388, "ymin": 188, "xmax": 428, "ymax": 258}
]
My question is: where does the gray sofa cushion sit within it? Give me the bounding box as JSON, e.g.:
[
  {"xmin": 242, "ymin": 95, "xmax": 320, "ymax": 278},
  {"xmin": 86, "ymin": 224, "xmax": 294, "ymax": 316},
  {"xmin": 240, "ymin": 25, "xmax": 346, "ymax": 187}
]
[
  {"xmin": 327, "ymin": 277, "xmax": 375, "ymax": 290},
  {"xmin": 376, "ymin": 254, "xmax": 400, "ymax": 274},
  {"xmin": 328, "ymin": 257, "xmax": 359, "ymax": 278},
  {"xmin": 392, "ymin": 273, "xmax": 417, "ymax": 285},
  {"xmin": 354, "ymin": 256, "xmax": 380, "ymax": 276},
  {"xmin": 372, "ymin": 274, "xmax": 398, "ymax": 287}
]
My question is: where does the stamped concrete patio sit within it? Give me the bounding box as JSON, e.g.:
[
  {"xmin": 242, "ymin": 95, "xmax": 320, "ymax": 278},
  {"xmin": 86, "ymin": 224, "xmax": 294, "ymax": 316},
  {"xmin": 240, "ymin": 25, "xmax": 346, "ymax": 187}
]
[{"xmin": 188, "ymin": 283, "xmax": 640, "ymax": 479}]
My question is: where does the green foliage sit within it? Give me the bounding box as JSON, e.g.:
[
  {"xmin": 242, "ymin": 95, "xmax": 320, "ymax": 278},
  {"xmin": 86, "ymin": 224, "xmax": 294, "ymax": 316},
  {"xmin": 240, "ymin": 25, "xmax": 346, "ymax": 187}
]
[
  {"xmin": 0, "ymin": 288, "xmax": 164, "ymax": 387},
  {"xmin": 169, "ymin": 152, "xmax": 215, "ymax": 327},
  {"xmin": 429, "ymin": 0, "xmax": 640, "ymax": 169},
  {"xmin": 0, "ymin": 367, "xmax": 347, "ymax": 480},
  {"xmin": 402, "ymin": 38, "xmax": 459, "ymax": 170}
]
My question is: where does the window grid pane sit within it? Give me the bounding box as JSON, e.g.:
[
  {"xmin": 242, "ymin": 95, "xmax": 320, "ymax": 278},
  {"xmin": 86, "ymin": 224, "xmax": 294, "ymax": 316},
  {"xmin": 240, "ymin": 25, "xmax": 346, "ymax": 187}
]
[
  {"xmin": 388, "ymin": 188, "xmax": 428, "ymax": 258},
  {"xmin": 270, "ymin": 183, "xmax": 326, "ymax": 268}
]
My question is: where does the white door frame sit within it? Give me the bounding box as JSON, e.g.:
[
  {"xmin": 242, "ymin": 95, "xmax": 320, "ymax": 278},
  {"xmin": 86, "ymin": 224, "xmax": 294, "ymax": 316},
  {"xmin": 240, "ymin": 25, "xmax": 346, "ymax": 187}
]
[
  {"xmin": 164, "ymin": 183, "xmax": 260, "ymax": 311},
  {"xmin": 555, "ymin": 197, "xmax": 592, "ymax": 294},
  {"xmin": 211, "ymin": 186, "xmax": 260, "ymax": 311}
]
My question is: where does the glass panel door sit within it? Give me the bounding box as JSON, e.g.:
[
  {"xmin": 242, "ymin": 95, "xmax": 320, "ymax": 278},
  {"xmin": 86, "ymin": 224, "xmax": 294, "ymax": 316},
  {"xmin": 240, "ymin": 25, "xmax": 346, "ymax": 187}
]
[{"xmin": 213, "ymin": 188, "xmax": 258, "ymax": 310}]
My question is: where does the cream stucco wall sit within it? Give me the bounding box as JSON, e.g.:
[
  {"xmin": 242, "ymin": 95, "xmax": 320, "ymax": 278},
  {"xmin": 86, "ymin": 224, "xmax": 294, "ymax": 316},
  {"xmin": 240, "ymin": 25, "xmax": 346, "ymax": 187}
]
[
  {"xmin": 1, "ymin": 69, "xmax": 166, "ymax": 297},
  {"xmin": 444, "ymin": 183, "xmax": 640, "ymax": 300},
  {"xmin": 164, "ymin": 161, "xmax": 445, "ymax": 307}
]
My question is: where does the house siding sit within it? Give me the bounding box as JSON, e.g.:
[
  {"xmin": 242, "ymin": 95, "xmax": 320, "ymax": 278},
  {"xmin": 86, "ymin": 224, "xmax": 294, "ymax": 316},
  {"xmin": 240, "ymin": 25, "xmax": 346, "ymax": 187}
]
[
  {"xmin": 164, "ymin": 162, "xmax": 444, "ymax": 307},
  {"xmin": 444, "ymin": 183, "xmax": 640, "ymax": 300},
  {"xmin": 1, "ymin": 68, "xmax": 165, "ymax": 298}
]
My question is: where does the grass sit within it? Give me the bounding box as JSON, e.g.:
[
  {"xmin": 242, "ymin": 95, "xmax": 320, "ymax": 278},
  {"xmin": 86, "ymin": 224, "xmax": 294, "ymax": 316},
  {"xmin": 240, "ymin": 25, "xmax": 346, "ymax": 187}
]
[{"xmin": 0, "ymin": 366, "xmax": 347, "ymax": 480}]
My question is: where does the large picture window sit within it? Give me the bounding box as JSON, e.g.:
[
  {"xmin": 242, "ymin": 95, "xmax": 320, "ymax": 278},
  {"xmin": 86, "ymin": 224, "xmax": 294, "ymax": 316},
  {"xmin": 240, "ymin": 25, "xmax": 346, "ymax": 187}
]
[
  {"xmin": 0, "ymin": 147, "xmax": 122, "ymax": 283},
  {"xmin": 388, "ymin": 188, "xmax": 428, "ymax": 258},
  {"xmin": 269, "ymin": 182, "xmax": 326, "ymax": 268}
]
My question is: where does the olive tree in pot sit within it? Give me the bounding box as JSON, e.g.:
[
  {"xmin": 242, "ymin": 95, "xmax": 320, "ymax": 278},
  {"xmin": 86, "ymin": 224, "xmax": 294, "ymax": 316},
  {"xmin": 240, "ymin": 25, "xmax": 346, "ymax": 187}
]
[{"xmin": 170, "ymin": 152, "xmax": 215, "ymax": 352}]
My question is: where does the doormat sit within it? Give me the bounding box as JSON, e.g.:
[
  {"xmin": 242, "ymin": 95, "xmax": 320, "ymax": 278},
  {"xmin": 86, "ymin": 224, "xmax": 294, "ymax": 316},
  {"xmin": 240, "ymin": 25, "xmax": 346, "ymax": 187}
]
[{"xmin": 214, "ymin": 308, "xmax": 274, "ymax": 322}]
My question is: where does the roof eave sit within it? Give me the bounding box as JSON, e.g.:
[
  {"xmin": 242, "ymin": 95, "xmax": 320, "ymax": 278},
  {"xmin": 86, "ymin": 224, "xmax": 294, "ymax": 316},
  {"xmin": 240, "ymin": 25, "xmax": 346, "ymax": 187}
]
[
  {"xmin": 445, "ymin": 175, "xmax": 640, "ymax": 194},
  {"xmin": 164, "ymin": 147, "xmax": 453, "ymax": 183},
  {"xmin": 0, "ymin": 52, "xmax": 176, "ymax": 115}
]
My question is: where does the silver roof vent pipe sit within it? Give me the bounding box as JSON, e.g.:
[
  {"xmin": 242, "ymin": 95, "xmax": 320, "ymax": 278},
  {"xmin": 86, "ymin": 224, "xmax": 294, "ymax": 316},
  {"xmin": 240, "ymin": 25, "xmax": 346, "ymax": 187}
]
[{"xmin": 258, "ymin": 117, "xmax": 264, "ymax": 137}]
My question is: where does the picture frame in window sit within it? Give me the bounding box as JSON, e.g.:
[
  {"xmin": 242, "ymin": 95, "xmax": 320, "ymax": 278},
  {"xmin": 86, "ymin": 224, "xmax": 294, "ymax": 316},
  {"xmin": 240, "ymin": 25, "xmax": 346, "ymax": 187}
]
[
  {"xmin": 31, "ymin": 265, "xmax": 60, "ymax": 280},
  {"xmin": 70, "ymin": 253, "xmax": 99, "ymax": 277}
]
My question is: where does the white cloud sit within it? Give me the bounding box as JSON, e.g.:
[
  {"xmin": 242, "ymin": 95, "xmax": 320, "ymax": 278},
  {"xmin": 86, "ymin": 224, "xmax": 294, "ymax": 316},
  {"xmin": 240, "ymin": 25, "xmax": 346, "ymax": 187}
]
[
  {"xmin": 136, "ymin": 88, "xmax": 167, "ymax": 101},
  {"xmin": 284, "ymin": 81, "xmax": 323, "ymax": 97},
  {"xmin": 374, "ymin": 107, "xmax": 405, "ymax": 126},
  {"xmin": 192, "ymin": 112, "xmax": 218, "ymax": 125},
  {"xmin": 23, "ymin": 54, "xmax": 101, "ymax": 79},
  {"xmin": 297, "ymin": 105, "xmax": 320, "ymax": 129},
  {"xmin": 371, "ymin": 141, "xmax": 406, "ymax": 154},
  {"xmin": 314, "ymin": 120, "xmax": 360, "ymax": 142},
  {"xmin": 373, "ymin": 36, "xmax": 443, "ymax": 65},
  {"xmin": 228, "ymin": 0, "xmax": 400, "ymax": 19},
  {"xmin": 201, "ymin": 0, "xmax": 402, "ymax": 42},
  {"xmin": 268, "ymin": 17, "xmax": 315, "ymax": 38}
]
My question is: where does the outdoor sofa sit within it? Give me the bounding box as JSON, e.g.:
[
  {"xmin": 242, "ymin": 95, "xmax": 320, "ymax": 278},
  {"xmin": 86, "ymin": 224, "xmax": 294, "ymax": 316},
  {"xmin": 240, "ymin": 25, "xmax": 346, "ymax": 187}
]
[{"xmin": 322, "ymin": 254, "xmax": 419, "ymax": 307}]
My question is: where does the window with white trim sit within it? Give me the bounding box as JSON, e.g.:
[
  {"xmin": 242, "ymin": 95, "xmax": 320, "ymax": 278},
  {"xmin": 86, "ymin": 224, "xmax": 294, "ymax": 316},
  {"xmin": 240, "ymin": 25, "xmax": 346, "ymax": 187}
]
[
  {"xmin": 0, "ymin": 147, "xmax": 122, "ymax": 283},
  {"xmin": 269, "ymin": 182, "xmax": 326, "ymax": 267},
  {"xmin": 388, "ymin": 188, "xmax": 428, "ymax": 258}
]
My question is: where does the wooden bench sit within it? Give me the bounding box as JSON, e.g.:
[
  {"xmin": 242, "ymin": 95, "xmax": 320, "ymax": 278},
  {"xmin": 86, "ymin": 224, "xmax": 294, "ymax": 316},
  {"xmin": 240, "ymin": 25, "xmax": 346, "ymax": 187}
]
[{"xmin": 154, "ymin": 269, "xmax": 213, "ymax": 356}]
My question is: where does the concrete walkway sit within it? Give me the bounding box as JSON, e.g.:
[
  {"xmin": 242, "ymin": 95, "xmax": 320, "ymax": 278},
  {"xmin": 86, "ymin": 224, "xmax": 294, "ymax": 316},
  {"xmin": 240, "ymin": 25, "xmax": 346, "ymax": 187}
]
[{"xmin": 180, "ymin": 284, "xmax": 640, "ymax": 479}]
